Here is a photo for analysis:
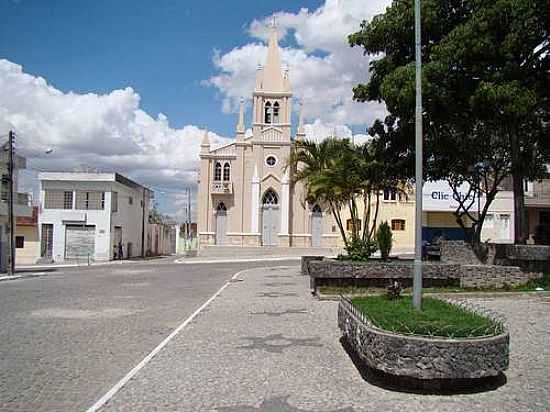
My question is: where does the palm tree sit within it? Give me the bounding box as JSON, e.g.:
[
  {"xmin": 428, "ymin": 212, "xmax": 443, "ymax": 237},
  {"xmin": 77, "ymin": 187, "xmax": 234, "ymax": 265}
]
[{"xmin": 288, "ymin": 138, "xmax": 353, "ymax": 247}]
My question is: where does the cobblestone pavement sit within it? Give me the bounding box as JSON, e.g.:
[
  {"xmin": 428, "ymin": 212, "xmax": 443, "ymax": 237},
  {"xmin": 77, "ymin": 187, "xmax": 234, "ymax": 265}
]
[
  {"xmin": 102, "ymin": 266, "xmax": 550, "ymax": 412},
  {"xmin": 0, "ymin": 260, "xmax": 298, "ymax": 412}
]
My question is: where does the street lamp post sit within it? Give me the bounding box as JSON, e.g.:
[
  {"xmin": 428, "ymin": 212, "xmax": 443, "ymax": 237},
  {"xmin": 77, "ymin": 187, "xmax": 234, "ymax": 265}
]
[{"xmin": 413, "ymin": 0, "xmax": 424, "ymax": 310}]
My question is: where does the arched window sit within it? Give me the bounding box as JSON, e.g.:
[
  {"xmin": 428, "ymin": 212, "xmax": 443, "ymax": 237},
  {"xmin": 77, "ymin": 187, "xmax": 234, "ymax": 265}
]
[
  {"xmin": 273, "ymin": 102, "xmax": 280, "ymax": 123},
  {"xmin": 216, "ymin": 202, "xmax": 227, "ymax": 212},
  {"xmin": 262, "ymin": 189, "xmax": 278, "ymax": 205},
  {"xmin": 312, "ymin": 204, "xmax": 322, "ymax": 214},
  {"xmin": 264, "ymin": 101, "xmax": 272, "ymax": 124},
  {"xmin": 214, "ymin": 162, "xmax": 222, "ymax": 181},
  {"xmin": 223, "ymin": 162, "xmax": 231, "ymax": 181}
]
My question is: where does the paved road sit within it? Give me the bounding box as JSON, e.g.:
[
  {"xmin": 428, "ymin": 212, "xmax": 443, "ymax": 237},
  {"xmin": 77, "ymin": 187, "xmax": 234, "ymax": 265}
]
[
  {"xmin": 0, "ymin": 259, "xmax": 299, "ymax": 412},
  {"xmin": 102, "ymin": 266, "xmax": 550, "ymax": 412}
]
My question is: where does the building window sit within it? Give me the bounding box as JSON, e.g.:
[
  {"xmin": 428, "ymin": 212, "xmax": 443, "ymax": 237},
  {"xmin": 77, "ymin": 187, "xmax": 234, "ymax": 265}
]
[
  {"xmin": 128, "ymin": 196, "xmax": 133, "ymax": 205},
  {"xmin": 112, "ymin": 192, "xmax": 118, "ymax": 212},
  {"xmin": 485, "ymin": 214, "xmax": 494, "ymax": 227},
  {"xmin": 262, "ymin": 189, "xmax": 278, "ymax": 205},
  {"xmin": 1, "ymin": 174, "xmax": 9, "ymax": 201},
  {"xmin": 223, "ymin": 162, "xmax": 231, "ymax": 181},
  {"xmin": 273, "ymin": 102, "xmax": 280, "ymax": 123},
  {"xmin": 64, "ymin": 191, "xmax": 73, "ymax": 209},
  {"xmin": 214, "ymin": 162, "xmax": 222, "ymax": 181},
  {"xmin": 264, "ymin": 101, "xmax": 272, "ymax": 124},
  {"xmin": 45, "ymin": 191, "xmax": 73, "ymax": 209},
  {"xmin": 391, "ymin": 219, "xmax": 406, "ymax": 231},
  {"xmin": 383, "ymin": 189, "xmax": 397, "ymax": 201},
  {"xmin": 16, "ymin": 236, "xmax": 24, "ymax": 249},
  {"xmin": 216, "ymin": 202, "xmax": 227, "ymax": 212},
  {"xmin": 265, "ymin": 155, "xmax": 277, "ymax": 167},
  {"xmin": 346, "ymin": 219, "xmax": 362, "ymax": 231},
  {"xmin": 76, "ymin": 191, "xmax": 104, "ymax": 210}
]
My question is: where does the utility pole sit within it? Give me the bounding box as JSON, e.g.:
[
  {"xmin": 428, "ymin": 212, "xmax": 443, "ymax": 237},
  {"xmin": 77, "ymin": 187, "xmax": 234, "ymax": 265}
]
[
  {"xmin": 412, "ymin": 0, "xmax": 423, "ymax": 310},
  {"xmin": 7, "ymin": 130, "xmax": 15, "ymax": 276},
  {"xmin": 187, "ymin": 188, "xmax": 191, "ymax": 240}
]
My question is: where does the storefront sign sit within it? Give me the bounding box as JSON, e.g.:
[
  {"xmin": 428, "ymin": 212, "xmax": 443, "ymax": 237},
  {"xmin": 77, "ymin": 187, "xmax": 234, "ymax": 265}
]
[{"xmin": 422, "ymin": 181, "xmax": 483, "ymax": 212}]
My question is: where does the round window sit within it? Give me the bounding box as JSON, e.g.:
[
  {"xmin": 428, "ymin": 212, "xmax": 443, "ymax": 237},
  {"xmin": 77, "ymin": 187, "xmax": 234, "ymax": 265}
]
[{"xmin": 266, "ymin": 156, "xmax": 277, "ymax": 167}]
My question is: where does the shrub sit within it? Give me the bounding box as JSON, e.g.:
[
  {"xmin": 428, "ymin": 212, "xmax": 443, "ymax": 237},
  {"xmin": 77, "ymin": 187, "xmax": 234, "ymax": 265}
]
[
  {"xmin": 376, "ymin": 221, "xmax": 393, "ymax": 261},
  {"xmin": 340, "ymin": 237, "xmax": 378, "ymax": 261}
]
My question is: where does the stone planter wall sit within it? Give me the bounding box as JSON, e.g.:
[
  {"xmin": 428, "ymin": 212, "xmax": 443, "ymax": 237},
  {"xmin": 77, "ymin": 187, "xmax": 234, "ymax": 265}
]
[
  {"xmin": 440, "ymin": 240, "xmax": 481, "ymax": 264},
  {"xmin": 338, "ymin": 297, "xmax": 509, "ymax": 380},
  {"xmin": 306, "ymin": 259, "xmax": 540, "ymax": 292},
  {"xmin": 489, "ymin": 244, "xmax": 550, "ymax": 273}
]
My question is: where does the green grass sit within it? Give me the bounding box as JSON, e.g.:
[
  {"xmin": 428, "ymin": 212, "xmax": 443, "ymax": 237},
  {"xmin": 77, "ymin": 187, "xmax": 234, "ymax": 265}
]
[
  {"xmin": 513, "ymin": 273, "xmax": 550, "ymax": 291},
  {"xmin": 351, "ymin": 296, "xmax": 503, "ymax": 338}
]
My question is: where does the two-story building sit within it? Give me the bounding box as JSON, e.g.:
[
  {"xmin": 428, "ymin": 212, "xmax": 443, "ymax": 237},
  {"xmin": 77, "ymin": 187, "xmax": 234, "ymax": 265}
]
[
  {"xmin": 525, "ymin": 178, "xmax": 550, "ymax": 244},
  {"xmin": 0, "ymin": 150, "xmax": 34, "ymax": 271},
  {"xmin": 38, "ymin": 172, "xmax": 153, "ymax": 262}
]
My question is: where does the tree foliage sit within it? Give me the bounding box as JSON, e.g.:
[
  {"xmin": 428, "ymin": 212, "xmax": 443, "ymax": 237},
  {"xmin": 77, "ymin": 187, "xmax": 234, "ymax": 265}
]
[
  {"xmin": 350, "ymin": 0, "xmax": 550, "ymax": 247},
  {"xmin": 288, "ymin": 137, "xmax": 406, "ymax": 257}
]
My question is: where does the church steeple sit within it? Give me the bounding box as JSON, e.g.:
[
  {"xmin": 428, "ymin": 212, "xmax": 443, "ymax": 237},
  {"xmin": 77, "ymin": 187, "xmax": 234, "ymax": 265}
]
[
  {"xmin": 255, "ymin": 19, "xmax": 291, "ymax": 94},
  {"xmin": 251, "ymin": 17, "xmax": 292, "ymax": 142}
]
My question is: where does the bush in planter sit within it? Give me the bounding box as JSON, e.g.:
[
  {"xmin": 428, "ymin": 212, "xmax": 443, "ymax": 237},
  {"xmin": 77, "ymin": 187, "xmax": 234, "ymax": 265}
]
[
  {"xmin": 376, "ymin": 221, "xmax": 393, "ymax": 261},
  {"xmin": 339, "ymin": 237, "xmax": 377, "ymax": 261}
]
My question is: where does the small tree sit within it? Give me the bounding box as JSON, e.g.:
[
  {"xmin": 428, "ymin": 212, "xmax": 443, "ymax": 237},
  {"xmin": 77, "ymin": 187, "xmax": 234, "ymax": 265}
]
[{"xmin": 376, "ymin": 221, "xmax": 393, "ymax": 261}]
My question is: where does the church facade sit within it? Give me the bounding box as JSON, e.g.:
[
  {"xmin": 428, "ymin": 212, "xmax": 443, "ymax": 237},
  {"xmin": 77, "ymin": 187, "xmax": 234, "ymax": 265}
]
[{"xmin": 197, "ymin": 24, "xmax": 339, "ymax": 249}]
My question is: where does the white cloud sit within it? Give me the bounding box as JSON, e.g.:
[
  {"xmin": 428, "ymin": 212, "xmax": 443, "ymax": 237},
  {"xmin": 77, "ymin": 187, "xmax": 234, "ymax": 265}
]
[
  {"xmin": 0, "ymin": 59, "xmax": 230, "ymax": 221},
  {"xmin": 206, "ymin": 0, "xmax": 390, "ymax": 130}
]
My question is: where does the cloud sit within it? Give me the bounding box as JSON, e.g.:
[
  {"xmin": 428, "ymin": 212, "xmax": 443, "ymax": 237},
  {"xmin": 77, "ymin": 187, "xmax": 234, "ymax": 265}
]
[
  {"xmin": 0, "ymin": 59, "xmax": 231, "ymax": 221},
  {"xmin": 206, "ymin": 0, "xmax": 390, "ymax": 128}
]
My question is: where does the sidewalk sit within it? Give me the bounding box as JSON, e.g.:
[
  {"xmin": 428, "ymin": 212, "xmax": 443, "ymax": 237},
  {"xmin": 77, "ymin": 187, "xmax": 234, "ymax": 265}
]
[
  {"xmin": 15, "ymin": 256, "xmax": 171, "ymax": 271},
  {"xmin": 97, "ymin": 266, "xmax": 550, "ymax": 412}
]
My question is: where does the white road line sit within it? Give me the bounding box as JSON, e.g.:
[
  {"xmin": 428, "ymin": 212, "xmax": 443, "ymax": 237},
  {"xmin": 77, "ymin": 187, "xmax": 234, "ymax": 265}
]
[
  {"xmin": 85, "ymin": 268, "xmax": 247, "ymax": 412},
  {"xmin": 174, "ymin": 256, "xmax": 302, "ymax": 264}
]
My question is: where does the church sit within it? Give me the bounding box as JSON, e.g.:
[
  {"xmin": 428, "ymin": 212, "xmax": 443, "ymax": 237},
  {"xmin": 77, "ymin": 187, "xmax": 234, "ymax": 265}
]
[{"xmin": 197, "ymin": 23, "xmax": 339, "ymax": 249}]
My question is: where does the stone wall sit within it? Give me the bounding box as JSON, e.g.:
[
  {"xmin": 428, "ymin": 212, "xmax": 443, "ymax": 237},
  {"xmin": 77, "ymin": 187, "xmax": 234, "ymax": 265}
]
[
  {"xmin": 489, "ymin": 244, "xmax": 550, "ymax": 273},
  {"xmin": 440, "ymin": 240, "xmax": 481, "ymax": 264},
  {"xmin": 460, "ymin": 264, "xmax": 541, "ymax": 289},
  {"xmin": 307, "ymin": 258, "xmax": 541, "ymax": 292},
  {"xmin": 338, "ymin": 297, "xmax": 509, "ymax": 380}
]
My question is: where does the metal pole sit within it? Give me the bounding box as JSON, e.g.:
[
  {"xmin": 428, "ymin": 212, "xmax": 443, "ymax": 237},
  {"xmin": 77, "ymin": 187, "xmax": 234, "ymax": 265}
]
[{"xmin": 413, "ymin": 0, "xmax": 423, "ymax": 310}]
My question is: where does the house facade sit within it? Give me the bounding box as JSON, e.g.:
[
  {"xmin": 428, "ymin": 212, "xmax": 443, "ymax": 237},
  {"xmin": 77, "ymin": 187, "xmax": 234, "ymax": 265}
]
[
  {"xmin": 0, "ymin": 151, "xmax": 33, "ymax": 271},
  {"xmin": 38, "ymin": 172, "xmax": 153, "ymax": 262},
  {"xmin": 197, "ymin": 23, "xmax": 339, "ymax": 249}
]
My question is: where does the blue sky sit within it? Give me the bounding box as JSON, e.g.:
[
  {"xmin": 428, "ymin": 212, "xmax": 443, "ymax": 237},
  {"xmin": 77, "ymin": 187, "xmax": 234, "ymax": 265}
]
[
  {"xmin": 1, "ymin": 0, "xmax": 322, "ymax": 136},
  {"xmin": 0, "ymin": 0, "xmax": 389, "ymax": 219}
]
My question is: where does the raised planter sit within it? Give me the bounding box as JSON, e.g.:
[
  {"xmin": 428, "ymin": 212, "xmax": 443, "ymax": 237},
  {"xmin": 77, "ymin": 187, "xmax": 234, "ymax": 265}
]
[
  {"xmin": 307, "ymin": 259, "xmax": 541, "ymax": 294},
  {"xmin": 338, "ymin": 297, "xmax": 509, "ymax": 380}
]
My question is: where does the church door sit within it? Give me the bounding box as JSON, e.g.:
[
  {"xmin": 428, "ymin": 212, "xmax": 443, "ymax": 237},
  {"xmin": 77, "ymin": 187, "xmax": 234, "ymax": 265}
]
[
  {"xmin": 261, "ymin": 190, "xmax": 279, "ymax": 246},
  {"xmin": 311, "ymin": 205, "xmax": 322, "ymax": 247},
  {"xmin": 215, "ymin": 203, "xmax": 227, "ymax": 245}
]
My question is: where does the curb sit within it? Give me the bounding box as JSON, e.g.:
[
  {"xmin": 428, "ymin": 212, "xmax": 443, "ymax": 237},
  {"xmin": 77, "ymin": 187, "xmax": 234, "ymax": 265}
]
[
  {"xmin": 174, "ymin": 256, "xmax": 303, "ymax": 264},
  {"xmin": 0, "ymin": 272, "xmax": 48, "ymax": 283}
]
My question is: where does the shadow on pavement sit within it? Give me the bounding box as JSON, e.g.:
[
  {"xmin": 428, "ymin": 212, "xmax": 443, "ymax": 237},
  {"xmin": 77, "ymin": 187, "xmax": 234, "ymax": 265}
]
[{"xmin": 340, "ymin": 337, "xmax": 507, "ymax": 395}]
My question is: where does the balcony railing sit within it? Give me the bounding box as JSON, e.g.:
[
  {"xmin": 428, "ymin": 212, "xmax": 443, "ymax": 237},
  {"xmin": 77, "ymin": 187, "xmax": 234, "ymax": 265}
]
[{"xmin": 211, "ymin": 181, "xmax": 233, "ymax": 195}]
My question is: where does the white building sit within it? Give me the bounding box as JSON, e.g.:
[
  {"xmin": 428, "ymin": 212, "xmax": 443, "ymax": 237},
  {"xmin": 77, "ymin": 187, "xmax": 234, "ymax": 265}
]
[
  {"xmin": 38, "ymin": 172, "xmax": 153, "ymax": 262},
  {"xmin": 422, "ymin": 180, "xmax": 514, "ymax": 244}
]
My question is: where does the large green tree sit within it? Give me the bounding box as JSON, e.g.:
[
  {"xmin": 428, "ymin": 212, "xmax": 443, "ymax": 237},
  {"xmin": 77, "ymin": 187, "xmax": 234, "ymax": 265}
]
[{"xmin": 350, "ymin": 0, "xmax": 550, "ymax": 247}]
